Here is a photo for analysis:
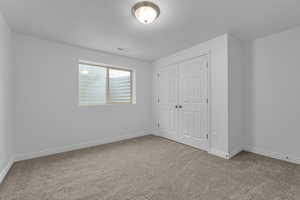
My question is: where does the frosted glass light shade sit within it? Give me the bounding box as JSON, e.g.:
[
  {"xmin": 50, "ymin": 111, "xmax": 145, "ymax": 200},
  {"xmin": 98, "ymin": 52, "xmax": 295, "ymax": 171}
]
[{"xmin": 132, "ymin": 1, "xmax": 160, "ymax": 24}]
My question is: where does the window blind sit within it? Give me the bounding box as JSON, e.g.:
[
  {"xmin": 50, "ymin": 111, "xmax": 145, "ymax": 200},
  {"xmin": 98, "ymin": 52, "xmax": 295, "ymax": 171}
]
[
  {"xmin": 79, "ymin": 64, "xmax": 107, "ymax": 105},
  {"xmin": 79, "ymin": 63, "xmax": 132, "ymax": 105},
  {"xmin": 109, "ymin": 69, "xmax": 132, "ymax": 103}
]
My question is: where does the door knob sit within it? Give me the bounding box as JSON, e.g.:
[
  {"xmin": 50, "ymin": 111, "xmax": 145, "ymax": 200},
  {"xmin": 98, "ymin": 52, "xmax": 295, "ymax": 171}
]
[
  {"xmin": 179, "ymin": 105, "xmax": 182, "ymax": 109},
  {"xmin": 175, "ymin": 105, "xmax": 178, "ymax": 109}
]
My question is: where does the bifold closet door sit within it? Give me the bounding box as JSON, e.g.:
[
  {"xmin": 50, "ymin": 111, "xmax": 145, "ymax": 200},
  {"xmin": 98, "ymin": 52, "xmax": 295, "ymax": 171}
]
[
  {"xmin": 157, "ymin": 65, "xmax": 178, "ymax": 139},
  {"xmin": 178, "ymin": 55, "xmax": 209, "ymax": 150}
]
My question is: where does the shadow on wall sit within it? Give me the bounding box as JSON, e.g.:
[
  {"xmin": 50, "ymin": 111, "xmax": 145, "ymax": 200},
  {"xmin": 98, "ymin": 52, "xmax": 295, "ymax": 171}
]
[{"xmin": 244, "ymin": 42, "xmax": 254, "ymax": 147}]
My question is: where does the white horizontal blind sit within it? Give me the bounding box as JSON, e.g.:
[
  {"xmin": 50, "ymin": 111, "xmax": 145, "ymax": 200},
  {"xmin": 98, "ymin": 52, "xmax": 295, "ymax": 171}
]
[
  {"xmin": 79, "ymin": 63, "xmax": 132, "ymax": 105},
  {"xmin": 79, "ymin": 64, "xmax": 107, "ymax": 105},
  {"xmin": 109, "ymin": 69, "xmax": 132, "ymax": 103}
]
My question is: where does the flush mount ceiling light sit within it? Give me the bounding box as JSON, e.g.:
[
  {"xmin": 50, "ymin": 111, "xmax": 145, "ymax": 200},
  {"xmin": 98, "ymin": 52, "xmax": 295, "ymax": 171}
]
[{"xmin": 132, "ymin": 1, "xmax": 160, "ymax": 24}]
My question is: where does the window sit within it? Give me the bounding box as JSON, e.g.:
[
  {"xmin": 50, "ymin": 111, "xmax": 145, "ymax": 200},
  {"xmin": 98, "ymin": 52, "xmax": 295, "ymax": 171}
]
[{"xmin": 79, "ymin": 62, "xmax": 133, "ymax": 105}]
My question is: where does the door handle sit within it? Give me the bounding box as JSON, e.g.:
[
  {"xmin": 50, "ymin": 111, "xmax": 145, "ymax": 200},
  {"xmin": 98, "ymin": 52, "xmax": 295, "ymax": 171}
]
[
  {"xmin": 175, "ymin": 105, "xmax": 178, "ymax": 109},
  {"xmin": 178, "ymin": 105, "xmax": 182, "ymax": 109}
]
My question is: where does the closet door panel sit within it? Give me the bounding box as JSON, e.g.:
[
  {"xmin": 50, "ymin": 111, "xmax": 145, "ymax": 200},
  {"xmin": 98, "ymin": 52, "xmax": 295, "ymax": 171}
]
[
  {"xmin": 158, "ymin": 65, "xmax": 179, "ymax": 139},
  {"xmin": 178, "ymin": 55, "xmax": 209, "ymax": 150}
]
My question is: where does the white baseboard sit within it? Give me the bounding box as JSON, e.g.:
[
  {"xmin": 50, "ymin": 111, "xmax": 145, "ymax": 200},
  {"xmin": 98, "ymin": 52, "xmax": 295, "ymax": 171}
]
[
  {"xmin": 9, "ymin": 130, "xmax": 299, "ymax": 184},
  {"xmin": 15, "ymin": 130, "xmax": 151, "ymax": 162},
  {"xmin": 158, "ymin": 132, "xmax": 177, "ymax": 142},
  {"xmin": 208, "ymin": 148, "xmax": 230, "ymax": 159},
  {"xmin": 228, "ymin": 147, "xmax": 243, "ymax": 159},
  {"xmin": 244, "ymin": 145, "xmax": 300, "ymax": 165},
  {"xmin": 156, "ymin": 132, "xmax": 232, "ymax": 160},
  {"xmin": 150, "ymin": 128, "xmax": 161, "ymax": 136},
  {"xmin": 142, "ymin": 131, "xmax": 300, "ymax": 165},
  {"xmin": 0, "ymin": 158, "xmax": 14, "ymax": 184}
]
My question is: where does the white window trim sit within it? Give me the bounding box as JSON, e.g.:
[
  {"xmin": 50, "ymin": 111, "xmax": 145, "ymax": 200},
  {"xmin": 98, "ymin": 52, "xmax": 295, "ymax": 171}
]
[{"xmin": 78, "ymin": 60, "xmax": 136, "ymax": 106}]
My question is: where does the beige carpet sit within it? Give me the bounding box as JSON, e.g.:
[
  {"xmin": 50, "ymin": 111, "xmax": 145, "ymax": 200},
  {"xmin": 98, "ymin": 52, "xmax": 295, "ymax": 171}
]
[{"xmin": 0, "ymin": 135, "xmax": 299, "ymax": 200}]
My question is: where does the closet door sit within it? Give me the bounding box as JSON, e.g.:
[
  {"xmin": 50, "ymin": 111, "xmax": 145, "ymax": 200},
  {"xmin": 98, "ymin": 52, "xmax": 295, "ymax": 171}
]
[
  {"xmin": 178, "ymin": 55, "xmax": 209, "ymax": 150},
  {"xmin": 157, "ymin": 65, "xmax": 178, "ymax": 139}
]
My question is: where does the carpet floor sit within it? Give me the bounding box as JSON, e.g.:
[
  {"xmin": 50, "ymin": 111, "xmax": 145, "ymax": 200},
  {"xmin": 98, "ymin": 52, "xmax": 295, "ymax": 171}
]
[{"xmin": 0, "ymin": 135, "xmax": 299, "ymax": 200}]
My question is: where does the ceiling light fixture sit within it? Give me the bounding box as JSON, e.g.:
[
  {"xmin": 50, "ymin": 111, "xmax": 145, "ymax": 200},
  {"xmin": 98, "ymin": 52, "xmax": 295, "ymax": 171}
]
[{"xmin": 132, "ymin": 1, "xmax": 160, "ymax": 24}]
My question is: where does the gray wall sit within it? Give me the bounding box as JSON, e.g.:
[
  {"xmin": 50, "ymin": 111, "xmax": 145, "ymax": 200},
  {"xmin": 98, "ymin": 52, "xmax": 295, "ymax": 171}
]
[
  {"xmin": 12, "ymin": 33, "xmax": 153, "ymax": 160},
  {"xmin": 0, "ymin": 13, "xmax": 13, "ymax": 176},
  {"xmin": 245, "ymin": 26, "xmax": 300, "ymax": 162},
  {"xmin": 228, "ymin": 35, "xmax": 244, "ymax": 154}
]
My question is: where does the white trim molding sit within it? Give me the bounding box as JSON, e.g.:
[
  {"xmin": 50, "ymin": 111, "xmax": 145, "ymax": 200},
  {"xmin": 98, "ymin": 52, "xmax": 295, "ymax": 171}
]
[
  {"xmin": 228, "ymin": 146, "xmax": 243, "ymax": 159},
  {"xmin": 2, "ymin": 130, "xmax": 152, "ymax": 184},
  {"xmin": 208, "ymin": 148, "xmax": 230, "ymax": 159},
  {"xmin": 244, "ymin": 145, "xmax": 300, "ymax": 165},
  {"xmin": 0, "ymin": 158, "xmax": 14, "ymax": 184},
  {"xmin": 15, "ymin": 130, "xmax": 151, "ymax": 162}
]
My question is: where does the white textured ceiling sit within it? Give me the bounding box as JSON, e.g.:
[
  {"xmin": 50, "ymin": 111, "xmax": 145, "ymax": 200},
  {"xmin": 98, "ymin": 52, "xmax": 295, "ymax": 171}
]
[{"xmin": 1, "ymin": 0, "xmax": 300, "ymax": 61}]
